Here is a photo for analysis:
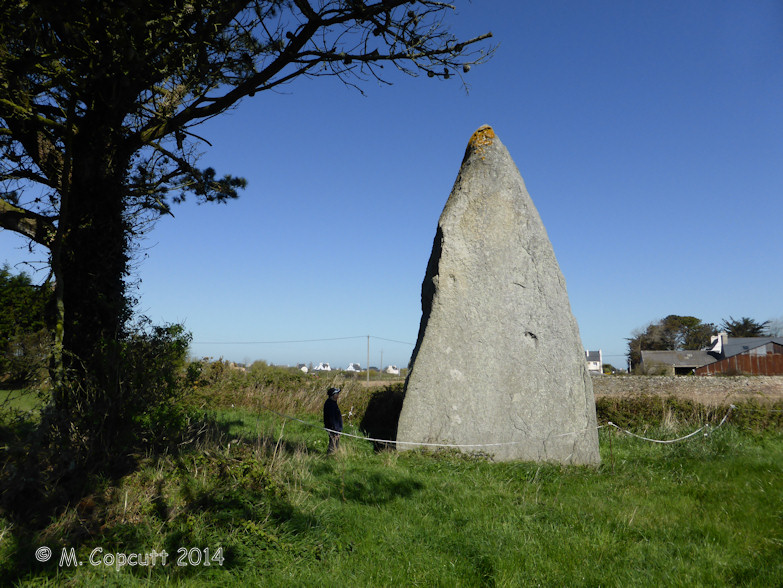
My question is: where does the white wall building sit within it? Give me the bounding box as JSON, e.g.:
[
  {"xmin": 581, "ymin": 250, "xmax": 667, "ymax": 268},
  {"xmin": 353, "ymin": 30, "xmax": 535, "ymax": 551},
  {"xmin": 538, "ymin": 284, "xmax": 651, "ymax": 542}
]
[{"xmin": 585, "ymin": 350, "xmax": 602, "ymax": 374}]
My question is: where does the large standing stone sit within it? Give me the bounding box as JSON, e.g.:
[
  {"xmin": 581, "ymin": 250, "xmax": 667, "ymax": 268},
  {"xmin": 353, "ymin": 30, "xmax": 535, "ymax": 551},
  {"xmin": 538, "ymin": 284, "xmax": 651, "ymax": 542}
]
[{"xmin": 397, "ymin": 125, "xmax": 600, "ymax": 464}]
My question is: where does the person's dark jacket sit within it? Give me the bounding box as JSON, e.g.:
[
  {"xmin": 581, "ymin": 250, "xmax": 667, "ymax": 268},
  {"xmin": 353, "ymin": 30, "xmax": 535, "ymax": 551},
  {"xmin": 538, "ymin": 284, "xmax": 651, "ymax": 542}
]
[{"xmin": 323, "ymin": 397, "xmax": 343, "ymax": 432}]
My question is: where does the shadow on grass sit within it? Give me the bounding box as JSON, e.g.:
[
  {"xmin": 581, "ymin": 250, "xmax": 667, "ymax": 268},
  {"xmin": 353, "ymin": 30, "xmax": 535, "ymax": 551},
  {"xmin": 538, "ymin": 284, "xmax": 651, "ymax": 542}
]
[
  {"xmin": 340, "ymin": 470, "xmax": 424, "ymax": 505},
  {"xmin": 309, "ymin": 459, "xmax": 425, "ymax": 506},
  {"xmin": 0, "ymin": 411, "xmax": 248, "ymax": 576},
  {"xmin": 166, "ymin": 472, "xmax": 320, "ymax": 573},
  {"xmin": 0, "ymin": 408, "xmax": 334, "ymax": 582}
]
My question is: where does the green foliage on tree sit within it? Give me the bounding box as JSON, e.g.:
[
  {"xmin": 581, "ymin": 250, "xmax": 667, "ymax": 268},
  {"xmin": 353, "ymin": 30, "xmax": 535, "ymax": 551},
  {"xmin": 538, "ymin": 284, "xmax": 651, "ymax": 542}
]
[
  {"xmin": 627, "ymin": 315, "xmax": 716, "ymax": 370},
  {"xmin": 719, "ymin": 316, "xmax": 770, "ymax": 338},
  {"xmin": 0, "ymin": 1, "xmax": 492, "ymax": 470},
  {"xmin": 0, "ymin": 264, "xmax": 50, "ymax": 383}
]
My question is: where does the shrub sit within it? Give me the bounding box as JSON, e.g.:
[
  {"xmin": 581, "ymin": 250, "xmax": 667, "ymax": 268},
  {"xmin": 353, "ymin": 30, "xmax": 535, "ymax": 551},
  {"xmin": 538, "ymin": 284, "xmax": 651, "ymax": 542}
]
[
  {"xmin": 34, "ymin": 320, "xmax": 195, "ymax": 473},
  {"xmin": 595, "ymin": 394, "xmax": 783, "ymax": 432},
  {"xmin": 3, "ymin": 329, "xmax": 50, "ymax": 386}
]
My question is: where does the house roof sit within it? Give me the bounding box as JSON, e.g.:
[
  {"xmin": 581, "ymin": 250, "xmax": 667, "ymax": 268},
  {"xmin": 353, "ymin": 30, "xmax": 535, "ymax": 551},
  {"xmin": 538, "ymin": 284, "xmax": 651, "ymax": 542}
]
[
  {"xmin": 641, "ymin": 350, "xmax": 717, "ymax": 368},
  {"xmin": 585, "ymin": 351, "xmax": 601, "ymax": 362},
  {"xmin": 723, "ymin": 337, "xmax": 783, "ymax": 358}
]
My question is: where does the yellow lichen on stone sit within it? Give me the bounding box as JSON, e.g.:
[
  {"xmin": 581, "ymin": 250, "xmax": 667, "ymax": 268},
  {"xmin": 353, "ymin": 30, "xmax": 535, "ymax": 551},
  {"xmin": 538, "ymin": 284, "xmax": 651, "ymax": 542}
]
[{"xmin": 467, "ymin": 125, "xmax": 495, "ymax": 159}]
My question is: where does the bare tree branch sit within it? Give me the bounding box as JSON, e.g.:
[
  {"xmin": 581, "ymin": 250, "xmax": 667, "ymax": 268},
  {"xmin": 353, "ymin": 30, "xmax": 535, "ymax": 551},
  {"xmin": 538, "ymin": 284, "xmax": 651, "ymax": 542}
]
[{"xmin": 134, "ymin": 1, "xmax": 493, "ymax": 145}]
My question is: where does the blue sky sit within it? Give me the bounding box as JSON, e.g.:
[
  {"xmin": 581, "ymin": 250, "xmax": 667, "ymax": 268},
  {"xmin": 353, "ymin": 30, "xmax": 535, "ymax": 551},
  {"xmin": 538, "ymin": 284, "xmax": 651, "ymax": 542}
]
[{"xmin": 2, "ymin": 0, "xmax": 782, "ymax": 370}]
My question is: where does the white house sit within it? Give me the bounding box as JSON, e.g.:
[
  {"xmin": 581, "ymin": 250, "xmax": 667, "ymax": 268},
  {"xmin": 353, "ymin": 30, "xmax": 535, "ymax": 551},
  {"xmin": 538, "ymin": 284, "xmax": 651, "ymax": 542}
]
[
  {"xmin": 384, "ymin": 365, "xmax": 400, "ymax": 375},
  {"xmin": 585, "ymin": 350, "xmax": 602, "ymax": 374},
  {"xmin": 345, "ymin": 363, "xmax": 362, "ymax": 372},
  {"xmin": 314, "ymin": 362, "xmax": 331, "ymax": 371}
]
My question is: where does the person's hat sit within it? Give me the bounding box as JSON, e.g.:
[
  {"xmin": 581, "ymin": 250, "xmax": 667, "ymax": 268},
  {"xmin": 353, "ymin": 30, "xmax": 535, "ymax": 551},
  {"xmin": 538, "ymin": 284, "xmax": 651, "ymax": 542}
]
[{"xmin": 327, "ymin": 387, "xmax": 341, "ymax": 396}]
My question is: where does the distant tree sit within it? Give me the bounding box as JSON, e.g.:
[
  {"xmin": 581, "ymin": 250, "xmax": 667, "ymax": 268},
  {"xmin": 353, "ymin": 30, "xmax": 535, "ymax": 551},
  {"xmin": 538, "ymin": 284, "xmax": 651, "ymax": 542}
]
[
  {"xmin": 0, "ymin": 264, "xmax": 50, "ymax": 382},
  {"xmin": 719, "ymin": 316, "xmax": 770, "ymax": 337},
  {"xmin": 0, "ymin": 1, "xmax": 492, "ymax": 465},
  {"xmin": 673, "ymin": 315, "xmax": 717, "ymax": 350},
  {"xmin": 627, "ymin": 315, "xmax": 716, "ymax": 370}
]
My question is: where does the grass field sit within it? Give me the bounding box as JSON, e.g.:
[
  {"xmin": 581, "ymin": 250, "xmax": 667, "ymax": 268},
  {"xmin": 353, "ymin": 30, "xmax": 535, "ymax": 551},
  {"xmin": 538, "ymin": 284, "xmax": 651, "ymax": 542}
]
[
  {"xmin": 3, "ymin": 395, "xmax": 781, "ymax": 587},
  {"xmin": 0, "ymin": 388, "xmax": 43, "ymax": 414}
]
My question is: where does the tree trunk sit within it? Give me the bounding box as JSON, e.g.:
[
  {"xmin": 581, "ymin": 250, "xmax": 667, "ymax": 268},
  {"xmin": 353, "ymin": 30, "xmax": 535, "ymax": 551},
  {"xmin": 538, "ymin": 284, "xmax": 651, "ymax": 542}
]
[{"xmin": 48, "ymin": 125, "xmax": 132, "ymax": 463}]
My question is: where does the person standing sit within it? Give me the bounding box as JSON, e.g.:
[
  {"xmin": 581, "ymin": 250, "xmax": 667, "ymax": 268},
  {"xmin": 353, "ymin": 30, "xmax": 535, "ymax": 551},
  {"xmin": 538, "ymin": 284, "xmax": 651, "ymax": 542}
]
[{"xmin": 323, "ymin": 387, "xmax": 343, "ymax": 455}]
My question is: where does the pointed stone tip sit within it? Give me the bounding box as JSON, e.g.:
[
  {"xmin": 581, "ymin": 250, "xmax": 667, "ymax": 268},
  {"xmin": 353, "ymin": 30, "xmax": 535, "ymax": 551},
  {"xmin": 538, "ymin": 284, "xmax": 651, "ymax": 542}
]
[{"xmin": 464, "ymin": 125, "xmax": 496, "ymax": 161}]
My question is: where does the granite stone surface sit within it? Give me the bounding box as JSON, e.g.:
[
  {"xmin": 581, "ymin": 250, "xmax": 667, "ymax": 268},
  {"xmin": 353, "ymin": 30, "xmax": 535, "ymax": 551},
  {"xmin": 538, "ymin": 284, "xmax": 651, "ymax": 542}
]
[{"xmin": 397, "ymin": 125, "xmax": 600, "ymax": 464}]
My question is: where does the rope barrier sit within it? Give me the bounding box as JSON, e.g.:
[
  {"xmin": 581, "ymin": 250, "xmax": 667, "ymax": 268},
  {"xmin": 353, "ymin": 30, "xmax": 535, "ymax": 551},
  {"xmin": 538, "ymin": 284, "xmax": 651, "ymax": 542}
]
[
  {"xmin": 341, "ymin": 424, "xmax": 605, "ymax": 449},
  {"xmin": 262, "ymin": 405, "xmax": 603, "ymax": 448},
  {"xmin": 255, "ymin": 403, "xmax": 737, "ymax": 449},
  {"xmin": 606, "ymin": 405, "xmax": 734, "ymax": 444}
]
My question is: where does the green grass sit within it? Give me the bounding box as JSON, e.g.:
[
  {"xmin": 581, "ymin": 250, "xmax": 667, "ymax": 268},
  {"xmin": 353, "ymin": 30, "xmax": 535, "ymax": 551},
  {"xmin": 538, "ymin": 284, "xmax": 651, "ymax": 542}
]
[
  {"xmin": 0, "ymin": 388, "xmax": 43, "ymax": 414},
  {"xmin": 4, "ymin": 403, "xmax": 782, "ymax": 587}
]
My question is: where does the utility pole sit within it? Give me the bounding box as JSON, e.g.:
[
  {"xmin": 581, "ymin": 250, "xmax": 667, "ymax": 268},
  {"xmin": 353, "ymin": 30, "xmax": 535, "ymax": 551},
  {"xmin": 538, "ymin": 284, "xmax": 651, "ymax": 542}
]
[{"xmin": 367, "ymin": 335, "xmax": 370, "ymax": 383}]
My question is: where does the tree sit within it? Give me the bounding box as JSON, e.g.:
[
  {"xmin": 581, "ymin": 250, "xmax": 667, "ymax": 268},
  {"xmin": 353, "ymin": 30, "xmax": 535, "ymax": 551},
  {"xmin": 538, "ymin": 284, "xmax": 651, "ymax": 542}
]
[
  {"xmin": 626, "ymin": 315, "xmax": 716, "ymax": 370},
  {"xmin": 0, "ymin": 264, "xmax": 49, "ymax": 383},
  {"xmin": 719, "ymin": 316, "xmax": 770, "ymax": 338},
  {"xmin": 0, "ymin": 0, "xmax": 492, "ymax": 464}
]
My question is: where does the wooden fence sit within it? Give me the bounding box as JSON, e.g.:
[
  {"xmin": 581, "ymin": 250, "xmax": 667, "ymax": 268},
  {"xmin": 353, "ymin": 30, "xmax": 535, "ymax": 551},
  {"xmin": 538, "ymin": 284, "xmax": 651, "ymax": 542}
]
[{"xmin": 696, "ymin": 352, "xmax": 783, "ymax": 376}]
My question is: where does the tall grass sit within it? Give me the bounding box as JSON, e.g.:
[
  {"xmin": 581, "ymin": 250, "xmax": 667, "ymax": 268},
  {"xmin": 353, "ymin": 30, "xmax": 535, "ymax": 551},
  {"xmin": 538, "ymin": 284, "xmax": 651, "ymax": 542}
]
[{"xmin": 4, "ymin": 390, "xmax": 782, "ymax": 587}]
